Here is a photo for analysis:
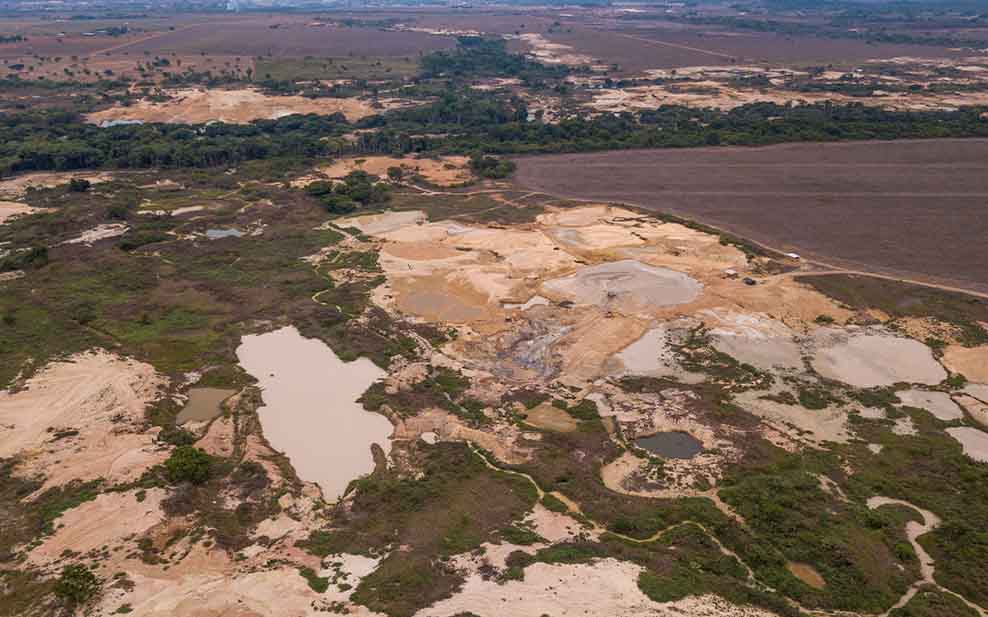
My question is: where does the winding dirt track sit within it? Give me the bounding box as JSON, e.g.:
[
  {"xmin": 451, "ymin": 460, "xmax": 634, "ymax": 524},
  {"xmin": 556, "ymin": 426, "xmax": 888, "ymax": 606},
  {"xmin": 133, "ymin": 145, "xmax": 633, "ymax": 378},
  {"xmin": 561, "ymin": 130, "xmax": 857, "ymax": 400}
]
[{"xmin": 513, "ymin": 139, "xmax": 988, "ymax": 295}]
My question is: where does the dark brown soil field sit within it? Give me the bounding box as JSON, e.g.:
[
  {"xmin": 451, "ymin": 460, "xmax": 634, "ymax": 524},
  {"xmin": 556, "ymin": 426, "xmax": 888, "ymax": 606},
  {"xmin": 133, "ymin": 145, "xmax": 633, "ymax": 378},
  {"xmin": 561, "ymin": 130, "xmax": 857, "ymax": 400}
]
[
  {"xmin": 104, "ymin": 19, "xmax": 454, "ymax": 58},
  {"xmin": 514, "ymin": 139, "xmax": 988, "ymax": 293},
  {"xmin": 547, "ymin": 24, "xmax": 963, "ymax": 73}
]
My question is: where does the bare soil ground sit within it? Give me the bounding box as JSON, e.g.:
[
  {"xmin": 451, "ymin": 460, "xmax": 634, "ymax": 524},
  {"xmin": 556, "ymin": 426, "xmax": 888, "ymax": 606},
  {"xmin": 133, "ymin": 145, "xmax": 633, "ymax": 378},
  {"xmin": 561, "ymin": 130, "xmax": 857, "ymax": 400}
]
[
  {"xmin": 87, "ymin": 87, "xmax": 393, "ymax": 125},
  {"xmin": 514, "ymin": 139, "xmax": 988, "ymax": 293}
]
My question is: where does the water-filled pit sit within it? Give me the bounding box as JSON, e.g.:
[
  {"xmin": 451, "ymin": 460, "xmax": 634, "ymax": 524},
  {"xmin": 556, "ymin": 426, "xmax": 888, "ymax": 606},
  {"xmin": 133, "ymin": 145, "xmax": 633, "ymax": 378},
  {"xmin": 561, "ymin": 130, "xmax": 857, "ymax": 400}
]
[
  {"xmin": 635, "ymin": 431, "xmax": 704, "ymax": 460},
  {"xmin": 236, "ymin": 326, "xmax": 390, "ymax": 501}
]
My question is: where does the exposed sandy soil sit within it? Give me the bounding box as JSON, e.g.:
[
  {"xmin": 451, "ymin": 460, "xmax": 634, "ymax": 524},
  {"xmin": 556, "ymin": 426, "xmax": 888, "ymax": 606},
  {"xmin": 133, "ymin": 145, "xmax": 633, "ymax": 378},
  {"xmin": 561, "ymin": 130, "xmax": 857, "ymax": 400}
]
[
  {"xmin": 941, "ymin": 344, "xmax": 988, "ymax": 383},
  {"xmin": 0, "ymin": 200, "xmax": 35, "ymax": 224},
  {"xmin": 956, "ymin": 395, "xmax": 988, "ymax": 428},
  {"xmin": 946, "ymin": 427, "xmax": 988, "ymax": 461},
  {"xmin": 734, "ymin": 388, "xmax": 851, "ymax": 448},
  {"xmin": 787, "ymin": 562, "xmax": 826, "ymax": 590},
  {"xmin": 0, "ymin": 171, "xmax": 113, "ymax": 199},
  {"xmin": 588, "ymin": 79, "xmax": 988, "ymax": 114},
  {"xmin": 305, "ymin": 156, "xmax": 473, "ymax": 187},
  {"xmin": 62, "ymin": 222, "xmax": 129, "ymax": 245},
  {"xmin": 897, "ymin": 389, "xmax": 964, "ymax": 421},
  {"xmin": 336, "ymin": 210, "xmax": 427, "ymax": 235},
  {"xmin": 810, "ymin": 327, "xmax": 946, "ymax": 388},
  {"xmin": 29, "ymin": 488, "xmax": 166, "ymax": 567},
  {"xmin": 87, "ymin": 87, "xmax": 394, "ymax": 125},
  {"xmin": 419, "ymin": 559, "xmax": 779, "ymax": 617},
  {"xmin": 702, "ymin": 309, "xmax": 804, "ymax": 371},
  {"xmin": 514, "ymin": 140, "xmax": 988, "ymax": 293},
  {"xmin": 348, "ymin": 203, "xmax": 850, "ymax": 386},
  {"xmin": 522, "ymin": 402, "xmax": 578, "ymax": 432},
  {"xmin": 0, "ymin": 350, "xmax": 167, "ymax": 492}
]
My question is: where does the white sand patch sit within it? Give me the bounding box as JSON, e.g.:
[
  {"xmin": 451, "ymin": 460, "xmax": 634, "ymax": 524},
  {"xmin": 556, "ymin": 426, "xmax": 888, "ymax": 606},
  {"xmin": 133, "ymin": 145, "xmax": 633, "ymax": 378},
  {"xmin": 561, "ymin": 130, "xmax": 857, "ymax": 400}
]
[
  {"xmin": 418, "ymin": 558, "xmax": 778, "ymax": 617},
  {"xmin": 523, "ymin": 503, "xmax": 592, "ymax": 543},
  {"xmin": 946, "ymin": 427, "xmax": 988, "ymax": 462},
  {"xmin": 964, "ymin": 383, "xmax": 988, "ymax": 401},
  {"xmin": 320, "ymin": 553, "xmax": 382, "ymax": 602},
  {"xmin": 702, "ymin": 309, "xmax": 803, "ymax": 371},
  {"xmin": 29, "ymin": 488, "xmax": 165, "ymax": 565},
  {"xmin": 0, "ymin": 350, "xmax": 166, "ymax": 491},
  {"xmin": 336, "ymin": 210, "xmax": 426, "ymax": 236},
  {"xmin": 63, "ymin": 223, "xmax": 129, "ymax": 245},
  {"xmin": 956, "ymin": 395, "xmax": 988, "ymax": 427},
  {"xmin": 612, "ymin": 323, "xmax": 704, "ymax": 383},
  {"xmin": 734, "ymin": 388, "xmax": 849, "ymax": 447},
  {"xmin": 811, "ymin": 328, "xmax": 946, "ymax": 388},
  {"xmin": 897, "ymin": 390, "xmax": 964, "ymax": 421},
  {"xmin": 0, "ymin": 201, "xmax": 36, "ymax": 225},
  {"xmin": 503, "ymin": 295, "xmax": 550, "ymax": 311}
]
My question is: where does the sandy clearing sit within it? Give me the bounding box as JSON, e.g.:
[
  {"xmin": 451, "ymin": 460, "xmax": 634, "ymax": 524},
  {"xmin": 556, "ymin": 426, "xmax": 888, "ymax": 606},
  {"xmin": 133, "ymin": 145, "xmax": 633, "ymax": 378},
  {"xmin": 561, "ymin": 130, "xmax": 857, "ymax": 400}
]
[
  {"xmin": 101, "ymin": 567, "xmax": 382, "ymax": 617},
  {"xmin": 946, "ymin": 427, "xmax": 988, "ymax": 462},
  {"xmin": 811, "ymin": 328, "xmax": 946, "ymax": 388},
  {"xmin": 0, "ymin": 171, "xmax": 113, "ymax": 199},
  {"xmin": 702, "ymin": 309, "xmax": 804, "ymax": 371},
  {"xmin": 941, "ymin": 344, "xmax": 988, "ymax": 383},
  {"xmin": 87, "ymin": 87, "xmax": 390, "ymax": 125},
  {"xmin": 63, "ymin": 223, "xmax": 129, "ymax": 245},
  {"xmin": 611, "ymin": 322, "xmax": 704, "ymax": 383},
  {"xmin": 734, "ymin": 388, "xmax": 850, "ymax": 447},
  {"xmin": 0, "ymin": 201, "xmax": 36, "ymax": 225},
  {"xmin": 0, "ymin": 350, "xmax": 166, "ymax": 491},
  {"xmin": 335, "ymin": 210, "xmax": 426, "ymax": 236},
  {"xmin": 418, "ymin": 558, "xmax": 778, "ymax": 617},
  {"xmin": 310, "ymin": 156, "xmax": 473, "ymax": 187},
  {"xmin": 29, "ymin": 488, "xmax": 166, "ymax": 566},
  {"xmin": 523, "ymin": 402, "xmax": 578, "ymax": 432},
  {"xmin": 956, "ymin": 395, "xmax": 988, "ymax": 428},
  {"xmin": 897, "ymin": 389, "xmax": 964, "ymax": 421},
  {"xmin": 787, "ymin": 562, "xmax": 826, "ymax": 589}
]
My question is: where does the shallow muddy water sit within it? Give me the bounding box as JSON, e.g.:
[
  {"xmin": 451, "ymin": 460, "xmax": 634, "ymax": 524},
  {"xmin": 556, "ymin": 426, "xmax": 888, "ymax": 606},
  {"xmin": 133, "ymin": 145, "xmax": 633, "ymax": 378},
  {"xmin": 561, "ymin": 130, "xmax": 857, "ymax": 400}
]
[
  {"xmin": 236, "ymin": 326, "xmax": 389, "ymax": 500},
  {"xmin": 206, "ymin": 228, "xmax": 244, "ymax": 240},
  {"xmin": 177, "ymin": 387, "xmax": 235, "ymax": 424},
  {"xmin": 635, "ymin": 431, "xmax": 703, "ymax": 459}
]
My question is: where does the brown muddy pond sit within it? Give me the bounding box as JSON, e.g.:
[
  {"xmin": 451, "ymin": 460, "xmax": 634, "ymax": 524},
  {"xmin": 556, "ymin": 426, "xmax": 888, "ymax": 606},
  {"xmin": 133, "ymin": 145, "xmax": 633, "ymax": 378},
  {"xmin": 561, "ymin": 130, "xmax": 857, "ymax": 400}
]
[
  {"xmin": 635, "ymin": 431, "xmax": 703, "ymax": 460},
  {"xmin": 236, "ymin": 326, "xmax": 389, "ymax": 501},
  {"xmin": 176, "ymin": 387, "xmax": 236, "ymax": 424}
]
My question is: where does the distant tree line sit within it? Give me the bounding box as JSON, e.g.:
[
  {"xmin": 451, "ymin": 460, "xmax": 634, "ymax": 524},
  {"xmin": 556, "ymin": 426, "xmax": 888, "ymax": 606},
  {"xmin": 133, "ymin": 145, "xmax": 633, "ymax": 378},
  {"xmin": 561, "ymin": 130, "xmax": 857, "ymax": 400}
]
[{"xmin": 2, "ymin": 97, "xmax": 988, "ymax": 177}]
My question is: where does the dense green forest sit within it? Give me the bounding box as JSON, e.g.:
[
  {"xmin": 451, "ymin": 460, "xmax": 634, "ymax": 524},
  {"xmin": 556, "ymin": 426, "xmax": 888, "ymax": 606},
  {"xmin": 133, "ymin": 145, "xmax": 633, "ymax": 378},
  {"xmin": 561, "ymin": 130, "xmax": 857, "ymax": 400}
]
[{"xmin": 2, "ymin": 98, "xmax": 987, "ymax": 176}]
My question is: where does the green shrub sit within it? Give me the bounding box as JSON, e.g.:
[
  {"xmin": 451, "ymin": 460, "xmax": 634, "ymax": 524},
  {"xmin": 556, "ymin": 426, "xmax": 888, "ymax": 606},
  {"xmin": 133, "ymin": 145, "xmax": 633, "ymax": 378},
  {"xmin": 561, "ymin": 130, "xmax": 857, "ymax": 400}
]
[
  {"xmin": 54, "ymin": 565, "xmax": 100, "ymax": 605},
  {"xmin": 164, "ymin": 446, "xmax": 213, "ymax": 485}
]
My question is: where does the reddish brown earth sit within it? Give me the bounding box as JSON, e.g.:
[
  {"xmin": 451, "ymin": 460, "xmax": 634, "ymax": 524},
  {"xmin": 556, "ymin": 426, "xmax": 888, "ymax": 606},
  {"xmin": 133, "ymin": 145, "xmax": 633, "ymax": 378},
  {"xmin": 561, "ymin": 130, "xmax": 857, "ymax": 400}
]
[{"xmin": 514, "ymin": 138, "xmax": 988, "ymax": 293}]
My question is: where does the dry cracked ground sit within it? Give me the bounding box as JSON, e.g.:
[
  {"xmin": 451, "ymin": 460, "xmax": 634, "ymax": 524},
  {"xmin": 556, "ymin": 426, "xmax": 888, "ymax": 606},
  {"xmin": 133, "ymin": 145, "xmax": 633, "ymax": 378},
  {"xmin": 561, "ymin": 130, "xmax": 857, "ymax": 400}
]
[{"xmin": 1, "ymin": 158, "xmax": 988, "ymax": 617}]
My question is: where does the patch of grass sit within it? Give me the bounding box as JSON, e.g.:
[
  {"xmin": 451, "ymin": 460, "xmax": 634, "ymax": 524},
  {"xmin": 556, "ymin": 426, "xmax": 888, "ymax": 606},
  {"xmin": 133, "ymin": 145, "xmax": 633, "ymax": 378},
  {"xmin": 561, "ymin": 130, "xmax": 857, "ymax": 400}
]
[{"xmin": 298, "ymin": 567, "xmax": 330, "ymax": 594}]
